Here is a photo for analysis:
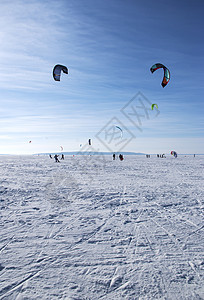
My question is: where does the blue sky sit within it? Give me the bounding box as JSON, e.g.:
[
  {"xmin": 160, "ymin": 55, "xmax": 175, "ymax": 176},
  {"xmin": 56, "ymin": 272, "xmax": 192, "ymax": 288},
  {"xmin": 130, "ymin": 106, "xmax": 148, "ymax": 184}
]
[{"xmin": 0, "ymin": 0, "xmax": 203, "ymax": 154}]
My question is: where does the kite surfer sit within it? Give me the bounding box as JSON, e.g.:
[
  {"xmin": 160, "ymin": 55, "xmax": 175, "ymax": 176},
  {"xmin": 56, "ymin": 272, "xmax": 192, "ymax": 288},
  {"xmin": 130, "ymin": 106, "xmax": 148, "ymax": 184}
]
[
  {"xmin": 54, "ymin": 154, "xmax": 60, "ymax": 162},
  {"xmin": 119, "ymin": 154, "xmax": 124, "ymax": 161}
]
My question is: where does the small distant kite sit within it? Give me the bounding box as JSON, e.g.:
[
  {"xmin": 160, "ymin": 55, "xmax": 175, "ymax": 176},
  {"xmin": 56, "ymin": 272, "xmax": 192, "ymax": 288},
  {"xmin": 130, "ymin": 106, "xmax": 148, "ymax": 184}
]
[
  {"xmin": 171, "ymin": 151, "xmax": 177, "ymax": 158},
  {"xmin": 60, "ymin": 146, "xmax": 63, "ymax": 151},
  {"xmin": 150, "ymin": 63, "xmax": 170, "ymax": 87},
  {"xmin": 115, "ymin": 126, "xmax": 123, "ymax": 139},
  {"xmin": 151, "ymin": 103, "xmax": 158, "ymax": 110},
  {"xmin": 29, "ymin": 141, "xmax": 32, "ymax": 143},
  {"xmin": 88, "ymin": 139, "xmax": 91, "ymax": 145},
  {"xmin": 53, "ymin": 64, "xmax": 68, "ymax": 81}
]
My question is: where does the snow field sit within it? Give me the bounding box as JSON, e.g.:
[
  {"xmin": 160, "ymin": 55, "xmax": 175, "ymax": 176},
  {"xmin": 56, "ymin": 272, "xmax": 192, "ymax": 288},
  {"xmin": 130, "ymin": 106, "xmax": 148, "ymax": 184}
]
[{"xmin": 0, "ymin": 155, "xmax": 203, "ymax": 299}]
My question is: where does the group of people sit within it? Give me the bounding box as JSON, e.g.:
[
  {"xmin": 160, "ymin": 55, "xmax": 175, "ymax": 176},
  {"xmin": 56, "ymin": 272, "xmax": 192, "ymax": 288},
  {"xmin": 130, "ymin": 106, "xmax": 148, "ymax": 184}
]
[
  {"xmin": 49, "ymin": 154, "xmax": 64, "ymax": 162},
  {"xmin": 113, "ymin": 153, "xmax": 124, "ymax": 161},
  {"xmin": 157, "ymin": 154, "xmax": 166, "ymax": 158}
]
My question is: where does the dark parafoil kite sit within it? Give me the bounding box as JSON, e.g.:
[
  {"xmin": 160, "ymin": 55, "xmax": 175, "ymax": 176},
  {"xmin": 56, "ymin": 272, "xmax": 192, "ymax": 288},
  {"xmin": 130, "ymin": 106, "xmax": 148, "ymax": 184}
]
[
  {"xmin": 53, "ymin": 65, "xmax": 68, "ymax": 81},
  {"xmin": 150, "ymin": 63, "xmax": 170, "ymax": 87},
  {"xmin": 88, "ymin": 139, "xmax": 91, "ymax": 145}
]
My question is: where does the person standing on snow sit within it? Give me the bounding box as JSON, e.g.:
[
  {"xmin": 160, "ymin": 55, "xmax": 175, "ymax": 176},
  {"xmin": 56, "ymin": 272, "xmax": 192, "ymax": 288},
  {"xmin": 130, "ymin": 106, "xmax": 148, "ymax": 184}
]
[
  {"xmin": 54, "ymin": 154, "xmax": 60, "ymax": 162},
  {"xmin": 119, "ymin": 154, "xmax": 124, "ymax": 161}
]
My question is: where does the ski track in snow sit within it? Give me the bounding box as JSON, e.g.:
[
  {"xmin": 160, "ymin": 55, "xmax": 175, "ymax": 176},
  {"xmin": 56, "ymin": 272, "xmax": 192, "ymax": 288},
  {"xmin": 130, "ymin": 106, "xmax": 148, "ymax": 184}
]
[{"xmin": 0, "ymin": 155, "xmax": 203, "ymax": 299}]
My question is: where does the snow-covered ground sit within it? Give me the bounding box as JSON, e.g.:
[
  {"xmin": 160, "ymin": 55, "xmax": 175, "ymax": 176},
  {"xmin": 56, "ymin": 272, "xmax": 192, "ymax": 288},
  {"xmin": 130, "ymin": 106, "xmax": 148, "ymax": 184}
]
[{"xmin": 0, "ymin": 155, "xmax": 203, "ymax": 299}]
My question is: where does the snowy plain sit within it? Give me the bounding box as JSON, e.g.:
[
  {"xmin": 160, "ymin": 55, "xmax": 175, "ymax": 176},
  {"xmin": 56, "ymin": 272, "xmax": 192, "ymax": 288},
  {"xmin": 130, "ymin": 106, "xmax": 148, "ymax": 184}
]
[{"xmin": 0, "ymin": 154, "xmax": 203, "ymax": 300}]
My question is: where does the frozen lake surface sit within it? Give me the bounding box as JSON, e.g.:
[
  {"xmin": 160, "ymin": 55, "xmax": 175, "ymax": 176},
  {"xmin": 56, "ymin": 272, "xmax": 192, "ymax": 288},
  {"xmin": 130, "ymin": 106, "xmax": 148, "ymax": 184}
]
[{"xmin": 0, "ymin": 155, "xmax": 203, "ymax": 299}]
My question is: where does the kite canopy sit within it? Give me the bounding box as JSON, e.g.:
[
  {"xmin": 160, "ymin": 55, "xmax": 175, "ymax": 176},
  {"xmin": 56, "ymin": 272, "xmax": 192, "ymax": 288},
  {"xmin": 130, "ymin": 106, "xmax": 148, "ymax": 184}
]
[
  {"xmin": 53, "ymin": 64, "xmax": 68, "ymax": 81},
  {"xmin": 171, "ymin": 151, "xmax": 177, "ymax": 158},
  {"xmin": 115, "ymin": 126, "xmax": 123, "ymax": 139},
  {"xmin": 150, "ymin": 63, "xmax": 170, "ymax": 87},
  {"xmin": 151, "ymin": 103, "xmax": 158, "ymax": 110},
  {"xmin": 60, "ymin": 146, "xmax": 63, "ymax": 151},
  {"xmin": 88, "ymin": 139, "xmax": 91, "ymax": 145}
]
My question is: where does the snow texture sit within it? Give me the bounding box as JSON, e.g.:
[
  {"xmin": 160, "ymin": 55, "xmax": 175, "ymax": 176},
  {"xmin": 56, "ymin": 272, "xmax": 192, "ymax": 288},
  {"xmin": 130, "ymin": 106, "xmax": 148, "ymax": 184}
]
[{"xmin": 0, "ymin": 155, "xmax": 203, "ymax": 299}]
